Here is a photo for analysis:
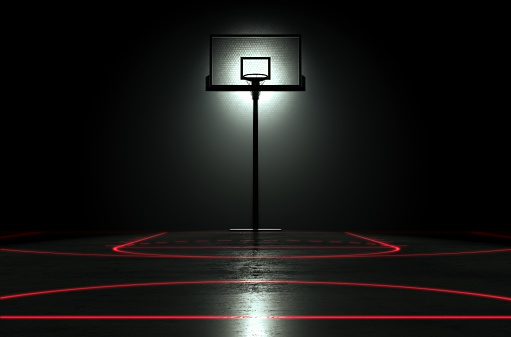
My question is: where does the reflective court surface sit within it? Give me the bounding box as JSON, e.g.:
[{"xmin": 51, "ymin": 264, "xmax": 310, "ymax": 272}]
[{"xmin": 1, "ymin": 231, "xmax": 511, "ymax": 336}]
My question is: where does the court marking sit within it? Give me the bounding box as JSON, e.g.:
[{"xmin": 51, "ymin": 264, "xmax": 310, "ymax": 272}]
[
  {"xmin": 111, "ymin": 232, "xmax": 400, "ymax": 259},
  {"xmin": 0, "ymin": 232, "xmax": 42, "ymax": 239},
  {"xmin": 2, "ymin": 280, "xmax": 510, "ymax": 320},
  {"xmin": 471, "ymin": 231, "xmax": 511, "ymax": 240},
  {"xmin": 2, "ymin": 232, "xmax": 511, "ymax": 259},
  {"xmin": 2, "ymin": 315, "xmax": 510, "ymax": 320},
  {"xmin": 125, "ymin": 246, "xmax": 389, "ymax": 249}
]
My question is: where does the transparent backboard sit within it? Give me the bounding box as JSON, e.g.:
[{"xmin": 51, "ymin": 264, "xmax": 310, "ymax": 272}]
[{"xmin": 206, "ymin": 34, "xmax": 305, "ymax": 91}]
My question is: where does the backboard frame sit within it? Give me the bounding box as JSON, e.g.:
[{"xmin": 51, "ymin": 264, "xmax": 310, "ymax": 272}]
[{"xmin": 206, "ymin": 34, "xmax": 305, "ymax": 91}]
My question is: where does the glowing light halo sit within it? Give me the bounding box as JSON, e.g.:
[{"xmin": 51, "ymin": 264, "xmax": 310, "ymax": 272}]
[
  {"xmin": 219, "ymin": 92, "xmax": 295, "ymax": 132},
  {"xmin": 235, "ymin": 90, "xmax": 274, "ymax": 104},
  {"xmin": 2, "ymin": 280, "xmax": 511, "ymax": 320}
]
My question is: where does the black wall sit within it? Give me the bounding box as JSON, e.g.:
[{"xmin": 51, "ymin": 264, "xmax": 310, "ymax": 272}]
[{"xmin": 6, "ymin": 5, "xmax": 507, "ymax": 232}]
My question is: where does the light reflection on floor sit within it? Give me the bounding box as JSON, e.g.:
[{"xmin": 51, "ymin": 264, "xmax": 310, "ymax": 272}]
[{"xmin": 1, "ymin": 232, "xmax": 510, "ymax": 336}]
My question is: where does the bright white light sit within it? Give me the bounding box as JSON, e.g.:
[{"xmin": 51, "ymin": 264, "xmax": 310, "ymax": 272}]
[
  {"xmin": 214, "ymin": 92, "xmax": 295, "ymax": 132},
  {"xmin": 236, "ymin": 288, "xmax": 274, "ymax": 337},
  {"xmin": 245, "ymin": 316, "xmax": 266, "ymax": 337},
  {"xmin": 235, "ymin": 91, "xmax": 274, "ymax": 104}
]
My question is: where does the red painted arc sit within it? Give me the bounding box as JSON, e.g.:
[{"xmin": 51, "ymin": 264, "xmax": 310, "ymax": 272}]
[
  {"xmin": 2, "ymin": 315, "xmax": 510, "ymax": 320},
  {"xmin": 471, "ymin": 231, "xmax": 511, "ymax": 239},
  {"xmin": 3, "ymin": 280, "xmax": 511, "ymax": 302},
  {"xmin": 111, "ymin": 231, "xmax": 511, "ymax": 258},
  {"xmin": 112, "ymin": 232, "xmax": 401, "ymax": 259},
  {"xmin": 0, "ymin": 248, "xmax": 133, "ymax": 258},
  {"xmin": 0, "ymin": 231, "xmax": 42, "ymax": 239},
  {"xmin": 2, "ymin": 231, "xmax": 511, "ymax": 259},
  {"xmin": 126, "ymin": 246, "xmax": 389, "ymax": 250}
]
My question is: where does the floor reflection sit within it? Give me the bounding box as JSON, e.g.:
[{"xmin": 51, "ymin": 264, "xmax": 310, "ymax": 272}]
[
  {"xmin": 245, "ymin": 317, "xmax": 266, "ymax": 337},
  {"xmin": 232, "ymin": 283, "xmax": 279, "ymax": 336}
]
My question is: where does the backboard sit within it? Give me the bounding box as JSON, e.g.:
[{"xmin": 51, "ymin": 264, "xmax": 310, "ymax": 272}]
[{"xmin": 206, "ymin": 34, "xmax": 305, "ymax": 91}]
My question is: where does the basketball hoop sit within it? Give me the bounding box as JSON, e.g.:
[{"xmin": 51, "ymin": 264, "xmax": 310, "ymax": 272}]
[
  {"xmin": 205, "ymin": 35, "xmax": 306, "ymax": 231},
  {"xmin": 242, "ymin": 73, "xmax": 269, "ymax": 85}
]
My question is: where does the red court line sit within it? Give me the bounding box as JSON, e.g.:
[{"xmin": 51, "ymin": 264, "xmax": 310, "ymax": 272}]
[
  {"xmin": 379, "ymin": 249, "xmax": 511, "ymax": 258},
  {"xmin": 4, "ymin": 280, "xmax": 511, "ymax": 302},
  {"xmin": 126, "ymin": 246, "xmax": 388, "ymax": 250},
  {"xmin": 0, "ymin": 232, "xmax": 42, "ymax": 239},
  {"xmin": 346, "ymin": 232, "xmax": 511, "ymax": 258},
  {"xmin": 4, "ymin": 232, "xmax": 511, "ymax": 259},
  {"xmin": 471, "ymin": 232, "xmax": 511, "ymax": 240},
  {"xmin": 2, "ymin": 315, "xmax": 510, "ymax": 320},
  {"xmin": 2, "ymin": 280, "xmax": 511, "ymax": 321},
  {"xmin": 113, "ymin": 232, "xmax": 400, "ymax": 259},
  {"xmin": 0, "ymin": 248, "xmax": 133, "ymax": 258},
  {"xmin": 7, "ymin": 245, "xmax": 509, "ymax": 259},
  {"xmin": 346, "ymin": 232, "xmax": 399, "ymax": 251}
]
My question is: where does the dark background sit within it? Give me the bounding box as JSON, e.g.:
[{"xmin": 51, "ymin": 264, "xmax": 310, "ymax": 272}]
[{"xmin": 6, "ymin": 5, "xmax": 507, "ymax": 232}]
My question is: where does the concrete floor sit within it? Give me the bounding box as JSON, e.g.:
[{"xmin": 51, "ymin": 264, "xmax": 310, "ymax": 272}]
[{"xmin": 1, "ymin": 231, "xmax": 510, "ymax": 336}]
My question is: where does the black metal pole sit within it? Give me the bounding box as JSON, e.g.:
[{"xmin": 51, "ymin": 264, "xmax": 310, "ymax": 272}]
[{"xmin": 252, "ymin": 89, "xmax": 259, "ymax": 231}]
